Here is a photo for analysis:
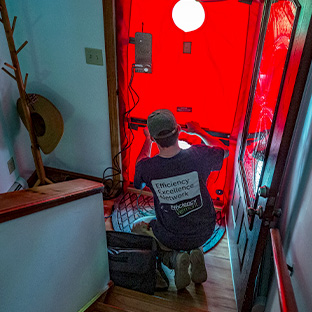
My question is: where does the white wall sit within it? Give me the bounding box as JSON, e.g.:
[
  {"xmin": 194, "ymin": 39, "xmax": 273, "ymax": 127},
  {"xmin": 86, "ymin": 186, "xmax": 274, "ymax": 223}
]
[
  {"xmin": 0, "ymin": 0, "xmax": 112, "ymax": 189},
  {"xmin": 0, "ymin": 193, "xmax": 110, "ymax": 312},
  {"xmin": 266, "ymin": 63, "xmax": 312, "ymax": 311},
  {"xmin": 0, "ymin": 6, "xmax": 27, "ymax": 192}
]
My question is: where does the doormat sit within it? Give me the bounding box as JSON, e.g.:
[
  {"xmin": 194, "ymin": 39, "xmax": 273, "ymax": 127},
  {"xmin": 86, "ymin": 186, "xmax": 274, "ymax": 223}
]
[
  {"xmin": 202, "ymin": 210, "xmax": 226, "ymax": 253},
  {"xmin": 112, "ymin": 191, "xmax": 225, "ymax": 252},
  {"xmin": 112, "ymin": 191, "xmax": 155, "ymax": 233}
]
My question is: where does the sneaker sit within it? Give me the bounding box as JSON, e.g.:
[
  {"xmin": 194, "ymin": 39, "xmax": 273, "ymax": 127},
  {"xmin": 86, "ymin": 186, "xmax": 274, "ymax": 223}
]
[
  {"xmin": 190, "ymin": 248, "xmax": 207, "ymax": 284},
  {"xmin": 174, "ymin": 252, "xmax": 191, "ymax": 290}
]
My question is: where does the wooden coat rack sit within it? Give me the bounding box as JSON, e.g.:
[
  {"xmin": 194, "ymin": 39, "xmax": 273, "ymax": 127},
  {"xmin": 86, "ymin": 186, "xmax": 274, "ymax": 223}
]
[{"xmin": 0, "ymin": 0, "xmax": 52, "ymax": 186}]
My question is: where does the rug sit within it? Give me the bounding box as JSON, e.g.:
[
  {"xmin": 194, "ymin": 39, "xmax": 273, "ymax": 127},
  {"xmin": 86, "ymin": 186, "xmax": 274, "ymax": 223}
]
[{"xmin": 112, "ymin": 191, "xmax": 225, "ymax": 252}]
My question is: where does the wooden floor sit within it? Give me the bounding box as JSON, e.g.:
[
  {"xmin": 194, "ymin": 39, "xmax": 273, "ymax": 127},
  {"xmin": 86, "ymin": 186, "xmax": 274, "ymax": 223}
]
[{"xmin": 103, "ymin": 200, "xmax": 237, "ymax": 312}]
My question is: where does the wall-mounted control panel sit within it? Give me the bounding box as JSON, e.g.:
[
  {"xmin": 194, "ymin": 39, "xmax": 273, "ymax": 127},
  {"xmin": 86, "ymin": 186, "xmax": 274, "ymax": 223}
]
[{"xmin": 134, "ymin": 32, "xmax": 152, "ymax": 73}]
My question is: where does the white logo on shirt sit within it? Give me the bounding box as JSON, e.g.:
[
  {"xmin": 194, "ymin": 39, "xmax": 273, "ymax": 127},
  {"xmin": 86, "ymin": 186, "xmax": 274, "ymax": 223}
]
[{"xmin": 151, "ymin": 171, "xmax": 203, "ymax": 217}]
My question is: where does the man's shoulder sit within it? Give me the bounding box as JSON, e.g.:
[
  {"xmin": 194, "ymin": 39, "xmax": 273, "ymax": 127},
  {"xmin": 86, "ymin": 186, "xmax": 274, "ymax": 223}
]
[
  {"xmin": 189, "ymin": 145, "xmax": 224, "ymax": 163},
  {"xmin": 191, "ymin": 144, "xmax": 209, "ymax": 149},
  {"xmin": 191, "ymin": 144, "xmax": 223, "ymax": 153},
  {"xmin": 136, "ymin": 155, "xmax": 159, "ymax": 168},
  {"xmin": 189, "ymin": 144, "xmax": 211, "ymax": 153}
]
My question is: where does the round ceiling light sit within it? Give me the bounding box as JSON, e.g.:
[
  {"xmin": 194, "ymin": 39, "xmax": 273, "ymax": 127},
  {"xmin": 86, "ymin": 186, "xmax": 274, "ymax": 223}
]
[{"xmin": 172, "ymin": 0, "xmax": 205, "ymax": 32}]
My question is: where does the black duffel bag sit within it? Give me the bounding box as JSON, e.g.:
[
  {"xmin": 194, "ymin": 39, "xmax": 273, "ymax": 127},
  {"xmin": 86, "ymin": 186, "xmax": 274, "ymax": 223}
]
[{"xmin": 106, "ymin": 231, "xmax": 158, "ymax": 295}]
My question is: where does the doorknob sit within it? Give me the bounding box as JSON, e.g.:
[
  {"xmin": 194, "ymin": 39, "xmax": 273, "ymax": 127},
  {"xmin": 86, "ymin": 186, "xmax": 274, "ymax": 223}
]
[
  {"xmin": 247, "ymin": 206, "xmax": 263, "ymax": 219},
  {"xmin": 258, "ymin": 185, "xmax": 270, "ymax": 198}
]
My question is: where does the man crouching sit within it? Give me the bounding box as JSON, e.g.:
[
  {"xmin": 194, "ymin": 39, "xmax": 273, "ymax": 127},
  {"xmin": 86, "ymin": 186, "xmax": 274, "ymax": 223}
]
[{"xmin": 133, "ymin": 109, "xmax": 229, "ymax": 290}]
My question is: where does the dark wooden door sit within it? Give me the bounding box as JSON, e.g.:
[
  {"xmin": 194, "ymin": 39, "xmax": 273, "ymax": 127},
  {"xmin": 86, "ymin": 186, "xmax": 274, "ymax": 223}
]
[{"xmin": 227, "ymin": 0, "xmax": 312, "ymax": 311}]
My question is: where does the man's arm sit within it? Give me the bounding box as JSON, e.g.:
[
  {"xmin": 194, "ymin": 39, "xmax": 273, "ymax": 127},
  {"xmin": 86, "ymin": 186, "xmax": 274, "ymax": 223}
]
[
  {"xmin": 135, "ymin": 128, "xmax": 153, "ymax": 165},
  {"xmin": 184, "ymin": 121, "xmax": 229, "ymax": 158}
]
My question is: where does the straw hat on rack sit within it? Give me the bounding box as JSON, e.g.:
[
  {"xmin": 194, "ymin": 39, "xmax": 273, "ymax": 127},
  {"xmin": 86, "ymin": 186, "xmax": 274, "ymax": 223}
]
[{"xmin": 17, "ymin": 93, "xmax": 64, "ymax": 154}]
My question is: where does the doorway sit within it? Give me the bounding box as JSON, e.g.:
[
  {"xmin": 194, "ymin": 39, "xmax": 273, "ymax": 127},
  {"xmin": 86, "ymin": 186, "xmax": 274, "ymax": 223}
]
[
  {"xmin": 111, "ymin": 0, "xmax": 258, "ymax": 211},
  {"xmin": 103, "ymin": 0, "xmax": 312, "ymax": 309}
]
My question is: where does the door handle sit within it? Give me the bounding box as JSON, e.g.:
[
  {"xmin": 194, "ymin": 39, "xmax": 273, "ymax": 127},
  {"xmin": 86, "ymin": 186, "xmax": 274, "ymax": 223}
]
[
  {"xmin": 258, "ymin": 185, "xmax": 270, "ymax": 198},
  {"xmin": 247, "ymin": 206, "xmax": 263, "ymax": 219}
]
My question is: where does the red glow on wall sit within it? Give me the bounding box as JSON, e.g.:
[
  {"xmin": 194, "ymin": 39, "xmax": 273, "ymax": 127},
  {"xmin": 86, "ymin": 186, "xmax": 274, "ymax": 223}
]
[
  {"xmin": 115, "ymin": 0, "xmax": 259, "ymax": 209},
  {"xmin": 127, "ymin": 0, "xmax": 249, "ymax": 132}
]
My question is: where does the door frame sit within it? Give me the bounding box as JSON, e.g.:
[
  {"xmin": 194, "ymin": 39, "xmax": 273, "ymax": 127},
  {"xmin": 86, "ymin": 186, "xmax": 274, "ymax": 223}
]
[
  {"xmin": 102, "ymin": 3, "xmax": 312, "ymax": 310},
  {"xmin": 237, "ymin": 2, "xmax": 312, "ymax": 310},
  {"xmin": 244, "ymin": 16, "xmax": 312, "ymax": 310},
  {"xmin": 102, "ymin": 0, "xmax": 121, "ymax": 184}
]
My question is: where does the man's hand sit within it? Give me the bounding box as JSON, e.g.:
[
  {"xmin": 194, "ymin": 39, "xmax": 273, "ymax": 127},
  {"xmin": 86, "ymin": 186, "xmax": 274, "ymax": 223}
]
[
  {"xmin": 184, "ymin": 121, "xmax": 205, "ymax": 136},
  {"xmin": 183, "ymin": 121, "xmax": 229, "ymax": 159},
  {"xmin": 143, "ymin": 127, "xmax": 151, "ymax": 140},
  {"xmin": 135, "ymin": 127, "xmax": 153, "ymax": 165}
]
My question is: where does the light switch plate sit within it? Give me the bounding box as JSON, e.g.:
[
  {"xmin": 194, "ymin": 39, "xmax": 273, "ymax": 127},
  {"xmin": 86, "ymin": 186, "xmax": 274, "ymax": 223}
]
[{"xmin": 85, "ymin": 48, "xmax": 103, "ymax": 66}]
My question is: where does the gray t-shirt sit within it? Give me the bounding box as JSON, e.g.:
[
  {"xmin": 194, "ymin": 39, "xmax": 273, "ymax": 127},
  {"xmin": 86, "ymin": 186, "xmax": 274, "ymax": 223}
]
[{"xmin": 134, "ymin": 144, "xmax": 224, "ymax": 250}]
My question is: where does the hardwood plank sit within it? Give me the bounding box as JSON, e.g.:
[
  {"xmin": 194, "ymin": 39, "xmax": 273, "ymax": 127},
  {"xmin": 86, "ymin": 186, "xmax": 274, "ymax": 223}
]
[
  {"xmin": 154, "ymin": 233, "xmax": 236, "ymax": 312},
  {"xmin": 103, "ymin": 197, "xmax": 237, "ymax": 311},
  {"xmin": 105, "ymin": 286, "xmax": 207, "ymax": 312},
  {"xmin": 156, "ymin": 272, "xmax": 236, "ymax": 312},
  {"xmin": 84, "ymin": 281, "xmax": 115, "ymax": 312},
  {"xmin": 0, "ymin": 179, "xmax": 104, "ymax": 223},
  {"xmin": 93, "ymin": 302, "xmax": 128, "ymax": 312}
]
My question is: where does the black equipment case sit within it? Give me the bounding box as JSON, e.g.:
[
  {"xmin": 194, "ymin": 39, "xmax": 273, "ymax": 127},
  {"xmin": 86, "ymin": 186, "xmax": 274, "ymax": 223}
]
[{"xmin": 106, "ymin": 231, "xmax": 158, "ymax": 295}]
